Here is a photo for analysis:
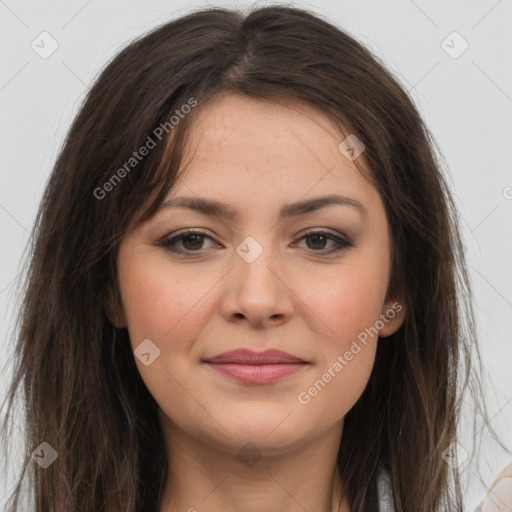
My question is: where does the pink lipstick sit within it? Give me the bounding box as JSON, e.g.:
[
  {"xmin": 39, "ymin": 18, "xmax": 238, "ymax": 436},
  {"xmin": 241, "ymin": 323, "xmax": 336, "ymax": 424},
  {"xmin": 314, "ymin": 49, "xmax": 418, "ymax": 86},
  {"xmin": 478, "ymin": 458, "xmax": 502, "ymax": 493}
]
[{"xmin": 203, "ymin": 349, "xmax": 308, "ymax": 384}]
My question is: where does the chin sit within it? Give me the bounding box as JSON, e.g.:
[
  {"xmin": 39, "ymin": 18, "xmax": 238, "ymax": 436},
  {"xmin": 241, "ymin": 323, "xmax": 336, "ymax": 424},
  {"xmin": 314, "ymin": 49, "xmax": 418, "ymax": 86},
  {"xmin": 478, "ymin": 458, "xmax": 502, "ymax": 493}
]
[{"xmin": 206, "ymin": 411, "xmax": 313, "ymax": 453}]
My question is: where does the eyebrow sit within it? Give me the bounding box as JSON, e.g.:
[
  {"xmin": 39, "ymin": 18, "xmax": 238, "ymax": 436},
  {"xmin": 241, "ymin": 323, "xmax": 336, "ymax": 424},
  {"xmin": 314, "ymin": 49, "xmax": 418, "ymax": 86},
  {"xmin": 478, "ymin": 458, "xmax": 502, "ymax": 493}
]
[{"xmin": 159, "ymin": 194, "xmax": 368, "ymax": 222}]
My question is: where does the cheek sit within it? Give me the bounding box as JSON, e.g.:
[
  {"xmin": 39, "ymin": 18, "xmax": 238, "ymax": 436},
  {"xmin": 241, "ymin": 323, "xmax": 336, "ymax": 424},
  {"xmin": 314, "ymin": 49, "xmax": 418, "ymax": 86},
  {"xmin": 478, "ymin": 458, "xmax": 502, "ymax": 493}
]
[
  {"xmin": 295, "ymin": 279, "xmax": 380, "ymax": 423},
  {"xmin": 332, "ymin": 276, "xmax": 385, "ymax": 345},
  {"xmin": 117, "ymin": 255, "xmax": 211, "ymax": 417},
  {"xmin": 118, "ymin": 253, "xmax": 209, "ymax": 347},
  {"xmin": 292, "ymin": 258, "xmax": 387, "ymax": 415},
  {"xmin": 298, "ymin": 260, "xmax": 388, "ymax": 352}
]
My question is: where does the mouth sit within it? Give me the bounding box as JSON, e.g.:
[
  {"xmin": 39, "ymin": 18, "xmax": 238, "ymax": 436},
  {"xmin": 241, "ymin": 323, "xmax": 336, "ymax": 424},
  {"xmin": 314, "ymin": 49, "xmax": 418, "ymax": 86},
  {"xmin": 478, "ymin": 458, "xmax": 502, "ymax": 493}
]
[{"xmin": 202, "ymin": 349, "xmax": 310, "ymax": 384}]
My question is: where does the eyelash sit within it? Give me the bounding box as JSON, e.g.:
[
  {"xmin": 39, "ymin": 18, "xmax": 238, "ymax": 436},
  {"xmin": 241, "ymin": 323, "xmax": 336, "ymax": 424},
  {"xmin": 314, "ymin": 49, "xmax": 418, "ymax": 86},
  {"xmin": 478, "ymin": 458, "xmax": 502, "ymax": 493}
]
[{"xmin": 157, "ymin": 228, "xmax": 353, "ymax": 256}]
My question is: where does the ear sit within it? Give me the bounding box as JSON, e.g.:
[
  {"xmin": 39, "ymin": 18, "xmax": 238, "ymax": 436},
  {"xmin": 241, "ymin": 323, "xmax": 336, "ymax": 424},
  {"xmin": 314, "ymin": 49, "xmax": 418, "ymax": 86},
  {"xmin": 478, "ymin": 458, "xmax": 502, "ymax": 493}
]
[
  {"xmin": 104, "ymin": 282, "xmax": 127, "ymax": 328},
  {"xmin": 378, "ymin": 297, "xmax": 406, "ymax": 338}
]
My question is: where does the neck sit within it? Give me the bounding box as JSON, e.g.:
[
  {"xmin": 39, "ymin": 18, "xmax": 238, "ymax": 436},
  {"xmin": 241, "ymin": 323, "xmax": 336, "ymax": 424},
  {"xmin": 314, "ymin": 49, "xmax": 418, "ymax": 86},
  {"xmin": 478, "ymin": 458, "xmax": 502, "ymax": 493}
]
[{"xmin": 158, "ymin": 414, "xmax": 350, "ymax": 512}]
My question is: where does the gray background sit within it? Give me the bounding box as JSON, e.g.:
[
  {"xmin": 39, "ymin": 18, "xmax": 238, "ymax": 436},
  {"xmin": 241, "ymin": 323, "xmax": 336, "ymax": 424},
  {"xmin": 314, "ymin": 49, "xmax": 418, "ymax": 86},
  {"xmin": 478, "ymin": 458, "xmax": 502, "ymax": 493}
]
[{"xmin": 1, "ymin": 0, "xmax": 511, "ymax": 509}]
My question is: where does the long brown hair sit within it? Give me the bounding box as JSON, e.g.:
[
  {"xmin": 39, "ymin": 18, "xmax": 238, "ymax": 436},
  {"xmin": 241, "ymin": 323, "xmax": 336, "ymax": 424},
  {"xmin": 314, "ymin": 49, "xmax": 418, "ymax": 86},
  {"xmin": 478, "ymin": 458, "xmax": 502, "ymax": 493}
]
[{"xmin": 0, "ymin": 5, "xmax": 504, "ymax": 511}]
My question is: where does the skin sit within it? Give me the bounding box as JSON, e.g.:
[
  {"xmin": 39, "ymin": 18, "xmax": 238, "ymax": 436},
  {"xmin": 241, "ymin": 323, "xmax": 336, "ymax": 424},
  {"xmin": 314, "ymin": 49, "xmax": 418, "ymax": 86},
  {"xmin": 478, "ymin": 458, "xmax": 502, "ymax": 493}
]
[
  {"xmin": 475, "ymin": 461, "xmax": 512, "ymax": 511},
  {"xmin": 111, "ymin": 93, "xmax": 407, "ymax": 512}
]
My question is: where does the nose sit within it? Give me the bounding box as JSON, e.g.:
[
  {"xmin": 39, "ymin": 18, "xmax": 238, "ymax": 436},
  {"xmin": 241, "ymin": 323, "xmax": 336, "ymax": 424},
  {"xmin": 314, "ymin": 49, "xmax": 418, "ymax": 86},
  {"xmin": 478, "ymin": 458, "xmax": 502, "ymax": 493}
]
[{"xmin": 219, "ymin": 242, "xmax": 294, "ymax": 329}]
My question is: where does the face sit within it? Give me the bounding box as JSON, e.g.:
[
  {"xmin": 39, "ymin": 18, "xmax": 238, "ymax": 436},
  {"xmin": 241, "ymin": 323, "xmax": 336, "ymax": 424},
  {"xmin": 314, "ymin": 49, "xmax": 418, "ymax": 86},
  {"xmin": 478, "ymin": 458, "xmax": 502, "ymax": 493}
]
[{"xmin": 113, "ymin": 93, "xmax": 405, "ymax": 457}]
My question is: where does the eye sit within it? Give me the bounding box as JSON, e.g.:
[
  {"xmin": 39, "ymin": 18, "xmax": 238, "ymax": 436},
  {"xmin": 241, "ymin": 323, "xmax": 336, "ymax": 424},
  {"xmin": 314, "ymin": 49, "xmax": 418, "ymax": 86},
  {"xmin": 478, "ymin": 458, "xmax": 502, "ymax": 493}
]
[
  {"xmin": 292, "ymin": 230, "xmax": 353, "ymax": 254},
  {"xmin": 158, "ymin": 228, "xmax": 218, "ymax": 254},
  {"xmin": 157, "ymin": 228, "xmax": 353, "ymax": 256}
]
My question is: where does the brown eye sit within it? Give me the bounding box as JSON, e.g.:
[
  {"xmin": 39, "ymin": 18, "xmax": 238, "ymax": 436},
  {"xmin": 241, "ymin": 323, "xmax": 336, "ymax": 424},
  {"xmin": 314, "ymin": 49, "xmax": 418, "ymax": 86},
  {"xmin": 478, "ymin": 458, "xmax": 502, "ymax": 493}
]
[
  {"xmin": 159, "ymin": 229, "xmax": 218, "ymax": 255},
  {"xmin": 294, "ymin": 230, "xmax": 353, "ymax": 254},
  {"xmin": 178, "ymin": 233, "xmax": 207, "ymax": 251},
  {"xmin": 158, "ymin": 229, "xmax": 353, "ymax": 257}
]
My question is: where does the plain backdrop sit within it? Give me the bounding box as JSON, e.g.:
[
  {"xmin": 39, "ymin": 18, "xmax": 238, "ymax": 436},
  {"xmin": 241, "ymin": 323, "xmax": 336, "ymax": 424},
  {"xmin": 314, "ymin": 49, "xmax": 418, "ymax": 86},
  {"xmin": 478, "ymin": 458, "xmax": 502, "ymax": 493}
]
[{"xmin": 1, "ymin": 0, "xmax": 511, "ymax": 510}]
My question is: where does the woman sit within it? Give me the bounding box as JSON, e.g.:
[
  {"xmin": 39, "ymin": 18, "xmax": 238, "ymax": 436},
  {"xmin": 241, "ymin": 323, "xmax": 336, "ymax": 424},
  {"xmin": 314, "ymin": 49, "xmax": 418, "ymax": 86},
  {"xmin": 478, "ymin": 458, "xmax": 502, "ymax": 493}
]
[{"xmin": 1, "ymin": 5, "xmax": 509, "ymax": 511}]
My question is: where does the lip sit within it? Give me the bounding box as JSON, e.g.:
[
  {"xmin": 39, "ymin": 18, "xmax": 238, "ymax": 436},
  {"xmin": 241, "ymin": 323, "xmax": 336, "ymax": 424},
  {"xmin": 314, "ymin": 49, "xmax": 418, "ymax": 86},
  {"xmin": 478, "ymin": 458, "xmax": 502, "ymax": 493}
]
[
  {"xmin": 203, "ymin": 349, "xmax": 309, "ymax": 384},
  {"xmin": 204, "ymin": 349, "xmax": 306, "ymax": 364}
]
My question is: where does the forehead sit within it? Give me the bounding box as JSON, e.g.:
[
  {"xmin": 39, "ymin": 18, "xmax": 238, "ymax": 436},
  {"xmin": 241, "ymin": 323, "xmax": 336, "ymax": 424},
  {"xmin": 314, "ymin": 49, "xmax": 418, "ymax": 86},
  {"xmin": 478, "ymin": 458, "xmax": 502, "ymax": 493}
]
[
  {"xmin": 186, "ymin": 93, "xmax": 343, "ymax": 161},
  {"xmin": 175, "ymin": 93, "xmax": 374, "ymax": 201}
]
